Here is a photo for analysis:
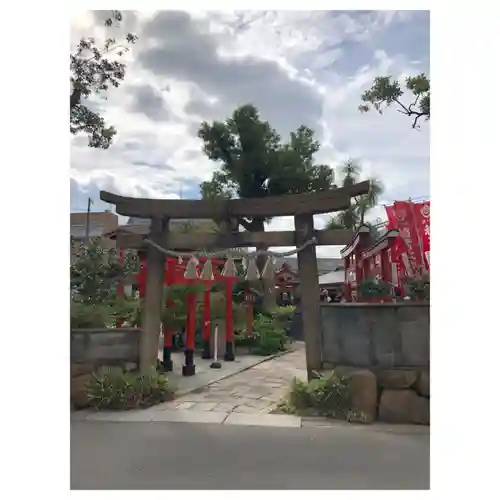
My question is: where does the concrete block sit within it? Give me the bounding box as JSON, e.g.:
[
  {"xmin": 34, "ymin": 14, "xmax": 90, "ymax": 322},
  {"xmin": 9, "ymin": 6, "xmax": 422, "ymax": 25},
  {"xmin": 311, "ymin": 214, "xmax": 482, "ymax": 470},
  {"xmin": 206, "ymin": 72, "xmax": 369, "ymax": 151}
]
[
  {"xmin": 151, "ymin": 409, "xmax": 228, "ymax": 424},
  {"xmin": 224, "ymin": 413, "xmax": 301, "ymax": 428}
]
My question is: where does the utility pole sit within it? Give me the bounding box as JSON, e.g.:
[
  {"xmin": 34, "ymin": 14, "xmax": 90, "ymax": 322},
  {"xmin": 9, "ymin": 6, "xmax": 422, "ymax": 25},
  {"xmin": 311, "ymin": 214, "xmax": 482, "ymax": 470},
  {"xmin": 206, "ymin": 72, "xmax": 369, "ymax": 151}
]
[{"xmin": 85, "ymin": 197, "xmax": 93, "ymax": 243}]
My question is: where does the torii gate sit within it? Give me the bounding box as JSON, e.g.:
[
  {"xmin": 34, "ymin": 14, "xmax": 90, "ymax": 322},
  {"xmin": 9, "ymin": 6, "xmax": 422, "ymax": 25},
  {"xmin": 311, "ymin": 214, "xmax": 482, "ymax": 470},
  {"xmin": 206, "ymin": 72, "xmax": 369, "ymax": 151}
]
[{"xmin": 101, "ymin": 180, "xmax": 370, "ymax": 380}]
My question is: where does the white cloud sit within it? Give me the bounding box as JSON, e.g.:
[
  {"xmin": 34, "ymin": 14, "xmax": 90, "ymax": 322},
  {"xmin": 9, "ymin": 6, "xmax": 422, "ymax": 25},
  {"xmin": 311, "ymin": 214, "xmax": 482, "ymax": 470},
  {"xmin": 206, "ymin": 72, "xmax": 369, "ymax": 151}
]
[{"xmin": 71, "ymin": 10, "xmax": 429, "ymax": 258}]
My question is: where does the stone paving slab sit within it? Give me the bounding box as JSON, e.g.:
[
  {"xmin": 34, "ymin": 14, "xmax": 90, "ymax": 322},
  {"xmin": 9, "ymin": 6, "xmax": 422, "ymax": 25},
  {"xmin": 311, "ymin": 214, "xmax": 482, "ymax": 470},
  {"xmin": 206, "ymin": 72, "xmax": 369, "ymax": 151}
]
[
  {"xmin": 161, "ymin": 343, "xmax": 307, "ymax": 416},
  {"xmin": 165, "ymin": 350, "xmax": 282, "ymax": 397},
  {"xmin": 151, "ymin": 409, "xmax": 229, "ymax": 424},
  {"xmin": 224, "ymin": 412, "xmax": 301, "ymax": 428}
]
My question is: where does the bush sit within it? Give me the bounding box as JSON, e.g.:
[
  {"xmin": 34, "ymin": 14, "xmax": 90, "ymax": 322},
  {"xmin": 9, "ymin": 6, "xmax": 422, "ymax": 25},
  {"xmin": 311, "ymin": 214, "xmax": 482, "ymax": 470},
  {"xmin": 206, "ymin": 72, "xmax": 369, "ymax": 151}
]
[
  {"xmin": 359, "ymin": 277, "xmax": 392, "ymax": 299},
  {"xmin": 267, "ymin": 306, "xmax": 295, "ymax": 331},
  {"xmin": 278, "ymin": 371, "xmax": 353, "ymax": 419},
  {"xmin": 402, "ymin": 274, "xmax": 430, "ymax": 300},
  {"xmin": 248, "ymin": 314, "xmax": 289, "ymax": 355},
  {"xmin": 86, "ymin": 367, "xmax": 175, "ymax": 410},
  {"xmin": 70, "ymin": 302, "xmax": 112, "ymax": 329}
]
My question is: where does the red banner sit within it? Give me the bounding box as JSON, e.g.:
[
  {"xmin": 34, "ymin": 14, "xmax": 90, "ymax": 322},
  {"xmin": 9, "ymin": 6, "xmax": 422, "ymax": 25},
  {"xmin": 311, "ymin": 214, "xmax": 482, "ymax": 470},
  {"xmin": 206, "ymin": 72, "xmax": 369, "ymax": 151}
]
[
  {"xmin": 385, "ymin": 205, "xmax": 404, "ymax": 285},
  {"xmin": 393, "ymin": 201, "xmax": 425, "ymax": 274},
  {"xmin": 410, "ymin": 202, "xmax": 430, "ymax": 270},
  {"xmin": 385, "ymin": 205, "xmax": 398, "ymax": 230},
  {"xmin": 385, "ymin": 200, "xmax": 430, "ymax": 277}
]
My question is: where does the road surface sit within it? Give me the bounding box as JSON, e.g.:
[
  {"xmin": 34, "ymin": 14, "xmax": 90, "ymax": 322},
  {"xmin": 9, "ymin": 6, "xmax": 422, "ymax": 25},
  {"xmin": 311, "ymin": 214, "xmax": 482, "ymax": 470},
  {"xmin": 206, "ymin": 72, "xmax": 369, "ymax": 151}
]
[{"xmin": 71, "ymin": 421, "xmax": 429, "ymax": 489}]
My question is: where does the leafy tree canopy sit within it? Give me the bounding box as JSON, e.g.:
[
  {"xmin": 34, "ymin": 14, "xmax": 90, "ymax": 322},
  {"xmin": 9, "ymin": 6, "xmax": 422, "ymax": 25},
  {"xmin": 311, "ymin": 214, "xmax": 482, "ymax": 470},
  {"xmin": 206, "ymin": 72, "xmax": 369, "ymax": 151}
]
[
  {"xmin": 359, "ymin": 73, "xmax": 430, "ymax": 129},
  {"xmin": 70, "ymin": 11, "xmax": 138, "ymax": 149},
  {"xmin": 199, "ymin": 104, "xmax": 336, "ymax": 231}
]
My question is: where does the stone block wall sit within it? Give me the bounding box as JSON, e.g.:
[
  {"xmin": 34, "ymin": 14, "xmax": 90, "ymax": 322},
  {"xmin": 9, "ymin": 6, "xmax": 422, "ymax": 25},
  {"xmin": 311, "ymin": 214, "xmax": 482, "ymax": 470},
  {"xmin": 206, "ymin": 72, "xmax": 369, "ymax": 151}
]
[
  {"xmin": 70, "ymin": 328, "xmax": 142, "ymax": 409},
  {"xmin": 320, "ymin": 303, "xmax": 430, "ymax": 425}
]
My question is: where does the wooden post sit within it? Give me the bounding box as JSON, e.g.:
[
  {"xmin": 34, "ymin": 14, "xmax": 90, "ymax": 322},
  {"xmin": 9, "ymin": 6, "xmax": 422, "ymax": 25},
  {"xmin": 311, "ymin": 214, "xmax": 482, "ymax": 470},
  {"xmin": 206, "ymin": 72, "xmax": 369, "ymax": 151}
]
[
  {"xmin": 224, "ymin": 279, "xmax": 235, "ymax": 361},
  {"xmin": 162, "ymin": 257, "xmax": 175, "ymax": 372},
  {"xmin": 141, "ymin": 217, "xmax": 168, "ymax": 372},
  {"xmin": 183, "ymin": 284, "xmax": 197, "ymax": 376},
  {"xmin": 116, "ymin": 248, "xmax": 125, "ymax": 328},
  {"xmin": 294, "ymin": 214, "xmax": 322, "ymax": 380}
]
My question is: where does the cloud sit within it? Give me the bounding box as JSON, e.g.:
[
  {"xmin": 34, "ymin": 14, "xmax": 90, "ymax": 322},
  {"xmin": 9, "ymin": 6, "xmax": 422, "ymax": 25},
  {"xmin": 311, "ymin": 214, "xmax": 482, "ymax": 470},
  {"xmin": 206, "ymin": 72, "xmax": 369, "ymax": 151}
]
[
  {"xmin": 70, "ymin": 10, "xmax": 430, "ymax": 258},
  {"xmin": 137, "ymin": 11, "xmax": 324, "ymax": 135},
  {"xmin": 128, "ymin": 84, "xmax": 172, "ymax": 122}
]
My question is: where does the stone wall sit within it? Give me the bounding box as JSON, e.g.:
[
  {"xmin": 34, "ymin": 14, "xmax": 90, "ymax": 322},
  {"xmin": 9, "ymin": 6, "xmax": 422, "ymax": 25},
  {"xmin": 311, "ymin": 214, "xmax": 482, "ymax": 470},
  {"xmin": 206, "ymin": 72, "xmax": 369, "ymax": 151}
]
[
  {"xmin": 320, "ymin": 303, "xmax": 430, "ymax": 425},
  {"xmin": 70, "ymin": 328, "xmax": 142, "ymax": 408}
]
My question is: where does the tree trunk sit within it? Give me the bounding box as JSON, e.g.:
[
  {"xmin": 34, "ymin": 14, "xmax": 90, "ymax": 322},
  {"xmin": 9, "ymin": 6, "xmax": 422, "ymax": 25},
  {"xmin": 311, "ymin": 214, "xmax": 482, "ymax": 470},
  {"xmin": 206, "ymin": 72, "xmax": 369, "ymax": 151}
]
[{"xmin": 70, "ymin": 89, "xmax": 82, "ymax": 109}]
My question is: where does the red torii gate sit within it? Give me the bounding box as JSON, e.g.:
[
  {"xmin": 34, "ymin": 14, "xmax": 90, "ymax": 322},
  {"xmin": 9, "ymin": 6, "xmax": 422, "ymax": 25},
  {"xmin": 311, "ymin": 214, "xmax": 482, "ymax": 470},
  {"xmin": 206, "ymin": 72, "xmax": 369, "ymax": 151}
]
[{"xmin": 135, "ymin": 255, "xmax": 240, "ymax": 375}]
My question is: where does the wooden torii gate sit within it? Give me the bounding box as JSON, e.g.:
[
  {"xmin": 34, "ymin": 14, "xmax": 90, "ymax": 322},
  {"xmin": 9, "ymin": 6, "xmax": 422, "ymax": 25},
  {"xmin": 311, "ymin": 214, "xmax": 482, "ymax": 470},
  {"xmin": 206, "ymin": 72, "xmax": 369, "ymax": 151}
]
[{"xmin": 100, "ymin": 180, "xmax": 370, "ymax": 380}]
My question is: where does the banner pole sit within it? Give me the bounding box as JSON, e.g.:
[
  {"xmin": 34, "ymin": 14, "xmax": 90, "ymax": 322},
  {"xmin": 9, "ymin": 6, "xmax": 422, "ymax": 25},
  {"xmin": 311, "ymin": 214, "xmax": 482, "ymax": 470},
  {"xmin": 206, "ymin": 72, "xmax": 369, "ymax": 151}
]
[{"xmin": 409, "ymin": 198, "xmax": 426, "ymax": 275}]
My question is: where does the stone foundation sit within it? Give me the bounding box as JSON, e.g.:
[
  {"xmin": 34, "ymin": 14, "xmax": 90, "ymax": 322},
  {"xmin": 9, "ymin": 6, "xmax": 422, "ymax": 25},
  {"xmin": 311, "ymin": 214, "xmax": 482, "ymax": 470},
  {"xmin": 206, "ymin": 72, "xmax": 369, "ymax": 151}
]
[{"xmin": 326, "ymin": 365, "xmax": 430, "ymax": 425}]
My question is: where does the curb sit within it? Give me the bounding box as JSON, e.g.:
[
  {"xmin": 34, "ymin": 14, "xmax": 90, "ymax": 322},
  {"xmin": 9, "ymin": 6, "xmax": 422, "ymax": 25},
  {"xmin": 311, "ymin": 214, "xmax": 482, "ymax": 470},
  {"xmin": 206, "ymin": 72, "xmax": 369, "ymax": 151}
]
[
  {"xmin": 300, "ymin": 416, "xmax": 430, "ymax": 434},
  {"xmin": 82, "ymin": 409, "xmax": 302, "ymax": 427},
  {"xmin": 78, "ymin": 410, "xmax": 429, "ymax": 433}
]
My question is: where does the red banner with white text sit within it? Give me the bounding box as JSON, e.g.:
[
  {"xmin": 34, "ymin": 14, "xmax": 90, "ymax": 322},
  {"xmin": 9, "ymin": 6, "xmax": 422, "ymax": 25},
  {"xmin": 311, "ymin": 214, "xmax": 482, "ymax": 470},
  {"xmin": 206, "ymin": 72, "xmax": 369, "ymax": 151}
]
[
  {"xmin": 385, "ymin": 200, "xmax": 430, "ymax": 278},
  {"xmin": 410, "ymin": 201, "xmax": 430, "ymax": 270}
]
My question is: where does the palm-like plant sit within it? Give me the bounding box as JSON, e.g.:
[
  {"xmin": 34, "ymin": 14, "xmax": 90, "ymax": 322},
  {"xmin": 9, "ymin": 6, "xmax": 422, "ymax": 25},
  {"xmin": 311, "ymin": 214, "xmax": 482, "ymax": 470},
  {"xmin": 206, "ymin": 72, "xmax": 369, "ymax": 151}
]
[{"xmin": 326, "ymin": 160, "xmax": 383, "ymax": 233}]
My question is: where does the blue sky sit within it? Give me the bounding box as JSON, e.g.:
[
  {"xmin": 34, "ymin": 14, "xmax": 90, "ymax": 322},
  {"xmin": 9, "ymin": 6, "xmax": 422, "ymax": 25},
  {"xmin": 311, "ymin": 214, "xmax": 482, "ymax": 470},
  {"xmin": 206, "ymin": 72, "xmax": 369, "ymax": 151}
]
[{"xmin": 70, "ymin": 10, "xmax": 429, "ymax": 254}]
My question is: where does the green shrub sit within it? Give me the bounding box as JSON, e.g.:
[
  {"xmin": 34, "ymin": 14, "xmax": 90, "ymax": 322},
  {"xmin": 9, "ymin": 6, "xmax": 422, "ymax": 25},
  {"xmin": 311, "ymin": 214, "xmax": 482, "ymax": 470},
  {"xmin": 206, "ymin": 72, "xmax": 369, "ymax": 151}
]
[
  {"xmin": 307, "ymin": 371, "xmax": 351, "ymax": 415},
  {"xmin": 402, "ymin": 274, "xmax": 430, "ymax": 300},
  {"xmin": 280, "ymin": 371, "xmax": 353, "ymax": 419},
  {"xmin": 86, "ymin": 367, "xmax": 175, "ymax": 410},
  {"xmin": 272, "ymin": 305, "xmax": 295, "ymax": 323},
  {"xmin": 70, "ymin": 302, "xmax": 113, "ymax": 329},
  {"xmin": 359, "ymin": 277, "xmax": 392, "ymax": 299},
  {"xmin": 250, "ymin": 314, "xmax": 288, "ymax": 355}
]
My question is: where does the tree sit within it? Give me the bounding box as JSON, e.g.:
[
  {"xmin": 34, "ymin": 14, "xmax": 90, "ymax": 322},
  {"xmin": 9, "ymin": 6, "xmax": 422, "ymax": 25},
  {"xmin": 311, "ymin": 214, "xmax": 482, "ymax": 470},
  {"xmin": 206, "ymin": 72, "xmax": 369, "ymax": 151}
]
[
  {"xmin": 326, "ymin": 160, "xmax": 383, "ymax": 239},
  {"xmin": 359, "ymin": 73, "xmax": 430, "ymax": 129},
  {"xmin": 70, "ymin": 237, "xmax": 137, "ymax": 305},
  {"xmin": 198, "ymin": 104, "xmax": 336, "ymax": 308},
  {"xmin": 199, "ymin": 104, "xmax": 336, "ymax": 230},
  {"xmin": 70, "ymin": 11, "xmax": 137, "ymax": 149}
]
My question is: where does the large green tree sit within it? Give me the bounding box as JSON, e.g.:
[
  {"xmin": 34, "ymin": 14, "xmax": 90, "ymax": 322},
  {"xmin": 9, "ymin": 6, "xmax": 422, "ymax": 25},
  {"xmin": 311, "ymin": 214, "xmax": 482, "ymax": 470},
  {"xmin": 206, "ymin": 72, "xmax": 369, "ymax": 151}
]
[
  {"xmin": 199, "ymin": 104, "xmax": 336, "ymax": 231},
  {"xmin": 326, "ymin": 160, "xmax": 383, "ymax": 240},
  {"xmin": 70, "ymin": 11, "xmax": 137, "ymax": 149},
  {"xmin": 359, "ymin": 73, "xmax": 430, "ymax": 129},
  {"xmin": 198, "ymin": 104, "xmax": 336, "ymax": 308}
]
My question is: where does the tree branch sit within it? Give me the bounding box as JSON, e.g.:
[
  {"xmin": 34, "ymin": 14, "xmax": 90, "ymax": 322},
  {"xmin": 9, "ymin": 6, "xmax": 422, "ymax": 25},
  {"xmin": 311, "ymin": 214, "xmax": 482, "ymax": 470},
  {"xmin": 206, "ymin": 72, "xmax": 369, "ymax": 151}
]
[
  {"xmin": 394, "ymin": 98, "xmax": 427, "ymax": 129},
  {"xmin": 408, "ymin": 94, "xmax": 420, "ymax": 113}
]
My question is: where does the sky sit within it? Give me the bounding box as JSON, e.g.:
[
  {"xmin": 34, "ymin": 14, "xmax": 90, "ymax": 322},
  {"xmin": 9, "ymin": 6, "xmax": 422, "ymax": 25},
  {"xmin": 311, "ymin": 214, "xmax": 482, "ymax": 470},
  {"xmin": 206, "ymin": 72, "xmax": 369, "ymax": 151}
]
[{"xmin": 70, "ymin": 10, "xmax": 430, "ymax": 258}]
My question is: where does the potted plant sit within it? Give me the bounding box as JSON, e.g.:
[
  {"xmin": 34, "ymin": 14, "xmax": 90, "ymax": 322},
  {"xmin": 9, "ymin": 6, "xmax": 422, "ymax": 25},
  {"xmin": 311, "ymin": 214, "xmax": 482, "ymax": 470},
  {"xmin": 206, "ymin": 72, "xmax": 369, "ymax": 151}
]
[
  {"xmin": 402, "ymin": 273, "xmax": 430, "ymax": 302},
  {"xmin": 358, "ymin": 277, "xmax": 392, "ymax": 302}
]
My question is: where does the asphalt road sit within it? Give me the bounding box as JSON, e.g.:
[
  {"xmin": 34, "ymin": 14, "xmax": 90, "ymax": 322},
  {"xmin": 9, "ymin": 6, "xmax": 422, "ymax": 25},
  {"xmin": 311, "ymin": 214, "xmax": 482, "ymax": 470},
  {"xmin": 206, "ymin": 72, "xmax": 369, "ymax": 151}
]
[{"xmin": 71, "ymin": 421, "xmax": 429, "ymax": 490}]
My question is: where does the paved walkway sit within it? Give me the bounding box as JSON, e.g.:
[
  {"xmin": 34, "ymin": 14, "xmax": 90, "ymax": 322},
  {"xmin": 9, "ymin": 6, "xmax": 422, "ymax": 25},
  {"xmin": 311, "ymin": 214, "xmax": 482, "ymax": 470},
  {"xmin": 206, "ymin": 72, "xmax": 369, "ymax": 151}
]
[
  {"xmin": 162, "ymin": 342, "xmax": 307, "ymax": 415},
  {"xmin": 164, "ymin": 348, "xmax": 281, "ymax": 397}
]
